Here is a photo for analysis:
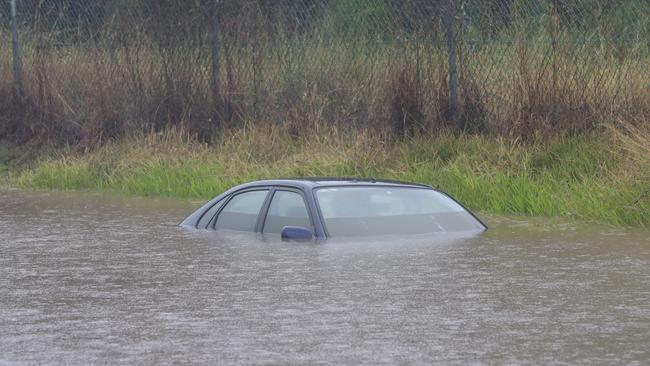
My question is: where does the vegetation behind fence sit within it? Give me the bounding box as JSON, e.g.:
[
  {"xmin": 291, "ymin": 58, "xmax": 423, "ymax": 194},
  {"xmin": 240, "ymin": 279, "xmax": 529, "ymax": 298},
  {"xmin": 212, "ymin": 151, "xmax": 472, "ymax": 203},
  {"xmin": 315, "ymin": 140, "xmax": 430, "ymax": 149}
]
[{"xmin": 1, "ymin": 0, "xmax": 648, "ymax": 145}]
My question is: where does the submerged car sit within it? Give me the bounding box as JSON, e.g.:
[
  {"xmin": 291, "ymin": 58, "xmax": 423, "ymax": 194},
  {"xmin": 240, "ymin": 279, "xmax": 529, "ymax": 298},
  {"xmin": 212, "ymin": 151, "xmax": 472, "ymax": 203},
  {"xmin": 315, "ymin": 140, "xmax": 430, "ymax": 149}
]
[{"xmin": 181, "ymin": 178, "xmax": 487, "ymax": 239}]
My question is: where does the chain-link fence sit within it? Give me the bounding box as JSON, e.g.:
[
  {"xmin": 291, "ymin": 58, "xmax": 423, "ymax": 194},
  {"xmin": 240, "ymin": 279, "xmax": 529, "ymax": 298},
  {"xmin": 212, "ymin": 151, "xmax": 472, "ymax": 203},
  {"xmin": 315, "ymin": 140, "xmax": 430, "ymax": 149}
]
[{"xmin": 1, "ymin": 0, "xmax": 648, "ymax": 143}]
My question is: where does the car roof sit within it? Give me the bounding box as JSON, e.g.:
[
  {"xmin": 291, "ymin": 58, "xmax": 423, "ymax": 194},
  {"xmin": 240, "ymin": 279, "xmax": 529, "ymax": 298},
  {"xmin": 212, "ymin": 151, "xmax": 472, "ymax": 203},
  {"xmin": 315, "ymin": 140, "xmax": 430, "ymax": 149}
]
[{"xmin": 236, "ymin": 178, "xmax": 432, "ymax": 190}]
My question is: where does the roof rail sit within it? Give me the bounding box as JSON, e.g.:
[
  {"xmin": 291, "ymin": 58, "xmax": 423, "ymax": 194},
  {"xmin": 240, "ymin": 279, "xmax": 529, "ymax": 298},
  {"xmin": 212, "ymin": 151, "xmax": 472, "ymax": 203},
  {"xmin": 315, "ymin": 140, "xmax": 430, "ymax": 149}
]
[{"xmin": 278, "ymin": 177, "xmax": 432, "ymax": 188}]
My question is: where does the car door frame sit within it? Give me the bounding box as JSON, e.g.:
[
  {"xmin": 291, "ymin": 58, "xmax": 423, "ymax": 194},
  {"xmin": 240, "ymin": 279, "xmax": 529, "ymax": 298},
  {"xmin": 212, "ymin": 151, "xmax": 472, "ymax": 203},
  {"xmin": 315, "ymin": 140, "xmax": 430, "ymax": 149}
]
[{"xmin": 257, "ymin": 186, "xmax": 321, "ymax": 237}]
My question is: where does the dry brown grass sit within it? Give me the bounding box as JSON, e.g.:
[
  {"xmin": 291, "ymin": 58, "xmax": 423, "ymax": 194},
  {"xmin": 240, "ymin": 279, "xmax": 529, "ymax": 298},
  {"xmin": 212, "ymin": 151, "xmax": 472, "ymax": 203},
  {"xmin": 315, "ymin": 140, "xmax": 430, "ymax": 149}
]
[
  {"xmin": 608, "ymin": 119, "xmax": 650, "ymax": 176},
  {"xmin": 1, "ymin": 35, "xmax": 648, "ymax": 146}
]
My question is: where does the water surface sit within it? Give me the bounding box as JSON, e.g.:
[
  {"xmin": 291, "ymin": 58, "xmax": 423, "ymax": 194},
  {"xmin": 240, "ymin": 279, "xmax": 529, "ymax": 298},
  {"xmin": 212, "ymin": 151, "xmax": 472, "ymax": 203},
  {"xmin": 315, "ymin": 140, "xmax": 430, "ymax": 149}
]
[{"xmin": 1, "ymin": 189, "xmax": 649, "ymax": 364}]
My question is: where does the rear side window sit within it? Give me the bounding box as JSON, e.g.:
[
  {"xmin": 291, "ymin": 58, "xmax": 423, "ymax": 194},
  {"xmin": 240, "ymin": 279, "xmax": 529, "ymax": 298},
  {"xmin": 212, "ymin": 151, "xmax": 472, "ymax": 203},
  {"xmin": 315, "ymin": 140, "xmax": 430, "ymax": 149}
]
[
  {"xmin": 263, "ymin": 191, "xmax": 311, "ymax": 233},
  {"xmin": 215, "ymin": 190, "xmax": 268, "ymax": 232}
]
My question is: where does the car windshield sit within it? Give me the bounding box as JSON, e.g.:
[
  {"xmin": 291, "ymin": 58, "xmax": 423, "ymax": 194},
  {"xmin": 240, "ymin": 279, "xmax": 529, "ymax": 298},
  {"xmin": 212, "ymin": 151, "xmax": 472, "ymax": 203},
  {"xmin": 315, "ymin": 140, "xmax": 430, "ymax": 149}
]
[{"xmin": 315, "ymin": 186, "xmax": 485, "ymax": 237}]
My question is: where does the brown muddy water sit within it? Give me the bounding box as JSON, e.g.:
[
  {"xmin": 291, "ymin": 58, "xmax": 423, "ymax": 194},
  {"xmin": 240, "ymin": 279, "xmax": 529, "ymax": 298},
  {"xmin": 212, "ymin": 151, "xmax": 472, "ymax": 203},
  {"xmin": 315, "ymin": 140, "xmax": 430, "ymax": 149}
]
[{"xmin": 1, "ymin": 189, "xmax": 649, "ymax": 365}]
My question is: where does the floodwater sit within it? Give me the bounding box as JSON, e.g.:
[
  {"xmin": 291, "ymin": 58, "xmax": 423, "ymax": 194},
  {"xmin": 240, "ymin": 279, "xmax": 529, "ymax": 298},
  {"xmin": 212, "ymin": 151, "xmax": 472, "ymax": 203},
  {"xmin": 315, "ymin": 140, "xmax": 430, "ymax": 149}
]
[{"xmin": 1, "ymin": 189, "xmax": 649, "ymax": 365}]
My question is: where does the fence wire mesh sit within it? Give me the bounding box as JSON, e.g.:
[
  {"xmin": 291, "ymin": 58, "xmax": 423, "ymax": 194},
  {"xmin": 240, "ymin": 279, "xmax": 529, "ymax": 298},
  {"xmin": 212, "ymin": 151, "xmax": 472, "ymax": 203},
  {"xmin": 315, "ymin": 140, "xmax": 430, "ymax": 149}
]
[{"xmin": 1, "ymin": 0, "xmax": 648, "ymax": 142}]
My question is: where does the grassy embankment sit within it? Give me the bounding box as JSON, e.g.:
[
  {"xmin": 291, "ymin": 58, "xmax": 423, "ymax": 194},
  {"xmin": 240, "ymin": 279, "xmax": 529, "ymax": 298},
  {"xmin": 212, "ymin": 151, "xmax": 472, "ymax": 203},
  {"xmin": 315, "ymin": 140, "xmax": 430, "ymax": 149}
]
[
  {"xmin": 5, "ymin": 125, "xmax": 649, "ymax": 227},
  {"xmin": 1, "ymin": 34, "xmax": 647, "ymax": 226}
]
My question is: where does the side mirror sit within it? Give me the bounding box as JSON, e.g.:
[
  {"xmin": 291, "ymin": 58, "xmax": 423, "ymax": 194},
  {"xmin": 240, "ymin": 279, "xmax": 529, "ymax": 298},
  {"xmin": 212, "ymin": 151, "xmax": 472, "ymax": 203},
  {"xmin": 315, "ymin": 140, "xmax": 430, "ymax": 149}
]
[{"xmin": 281, "ymin": 226, "xmax": 314, "ymax": 241}]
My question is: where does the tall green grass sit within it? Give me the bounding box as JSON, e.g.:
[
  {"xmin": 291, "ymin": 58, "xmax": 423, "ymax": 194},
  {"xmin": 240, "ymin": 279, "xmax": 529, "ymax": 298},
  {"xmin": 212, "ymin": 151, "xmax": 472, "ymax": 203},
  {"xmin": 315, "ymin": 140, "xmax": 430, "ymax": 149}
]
[{"xmin": 9, "ymin": 126, "xmax": 649, "ymax": 227}]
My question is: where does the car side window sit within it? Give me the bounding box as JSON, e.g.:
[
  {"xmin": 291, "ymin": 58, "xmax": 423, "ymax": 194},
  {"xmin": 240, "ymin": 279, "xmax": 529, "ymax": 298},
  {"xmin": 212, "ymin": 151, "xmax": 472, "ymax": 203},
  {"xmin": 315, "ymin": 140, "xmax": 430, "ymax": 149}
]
[
  {"xmin": 263, "ymin": 191, "xmax": 311, "ymax": 234},
  {"xmin": 196, "ymin": 199, "xmax": 225, "ymax": 229},
  {"xmin": 215, "ymin": 190, "xmax": 268, "ymax": 232}
]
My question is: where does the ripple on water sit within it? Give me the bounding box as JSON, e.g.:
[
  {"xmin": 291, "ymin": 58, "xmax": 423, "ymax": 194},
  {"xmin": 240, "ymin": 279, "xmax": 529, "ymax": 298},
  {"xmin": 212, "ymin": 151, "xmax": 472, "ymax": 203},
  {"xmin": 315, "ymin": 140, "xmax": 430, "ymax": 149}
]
[{"xmin": 1, "ymin": 189, "xmax": 649, "ymax": 365}]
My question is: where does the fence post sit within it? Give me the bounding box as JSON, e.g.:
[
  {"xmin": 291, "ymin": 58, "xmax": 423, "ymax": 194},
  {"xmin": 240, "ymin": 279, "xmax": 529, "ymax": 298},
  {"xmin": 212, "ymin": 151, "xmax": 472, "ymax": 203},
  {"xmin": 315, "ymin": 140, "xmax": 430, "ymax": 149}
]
[
  {"xmin": 444, "ymin": 0, "xmax": 459, "ymax": 127},
  {"xmin": 209, "ymin": 0, "xmax": 221, "ymax": 118},
  {"xmin": 10, "ymin": 0, "xmax": 24, "ymax": 99}
]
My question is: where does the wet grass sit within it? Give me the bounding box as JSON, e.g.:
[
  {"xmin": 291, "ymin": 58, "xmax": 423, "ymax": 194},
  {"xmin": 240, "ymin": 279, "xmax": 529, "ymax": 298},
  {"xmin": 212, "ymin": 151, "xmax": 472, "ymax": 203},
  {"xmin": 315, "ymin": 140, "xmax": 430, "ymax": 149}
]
[{"xmin": 7, "ymin": 126, "xmax": 649, "ymax": 227}]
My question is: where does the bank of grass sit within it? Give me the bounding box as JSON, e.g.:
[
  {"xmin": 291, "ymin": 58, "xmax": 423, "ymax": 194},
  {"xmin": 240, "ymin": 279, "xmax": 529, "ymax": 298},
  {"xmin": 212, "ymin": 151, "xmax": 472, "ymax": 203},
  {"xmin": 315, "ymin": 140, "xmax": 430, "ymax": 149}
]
[{"xmin": 8, "ymin": 125, "xmax": 649, "ymax": 227}]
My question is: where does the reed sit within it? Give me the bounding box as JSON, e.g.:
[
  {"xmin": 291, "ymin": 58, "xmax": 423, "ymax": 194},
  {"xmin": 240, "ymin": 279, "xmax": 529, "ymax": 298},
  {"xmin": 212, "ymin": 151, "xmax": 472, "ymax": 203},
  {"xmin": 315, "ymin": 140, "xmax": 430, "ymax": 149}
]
[{"xmin": 0, "ymin": 29, "xmax": 647, "ymax": 145}]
